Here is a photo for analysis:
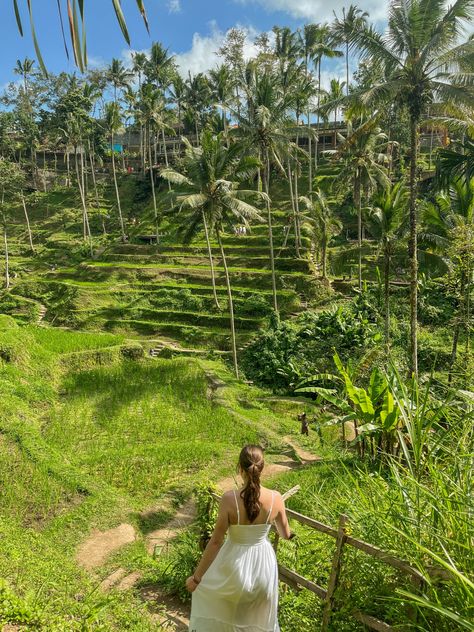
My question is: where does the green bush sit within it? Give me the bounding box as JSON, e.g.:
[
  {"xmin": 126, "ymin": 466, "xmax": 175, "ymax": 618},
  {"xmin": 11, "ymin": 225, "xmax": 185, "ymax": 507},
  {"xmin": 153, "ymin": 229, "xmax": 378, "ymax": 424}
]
[{"xmin": 120, "ymin": 342, "xmax": 144, "ymax": 360}]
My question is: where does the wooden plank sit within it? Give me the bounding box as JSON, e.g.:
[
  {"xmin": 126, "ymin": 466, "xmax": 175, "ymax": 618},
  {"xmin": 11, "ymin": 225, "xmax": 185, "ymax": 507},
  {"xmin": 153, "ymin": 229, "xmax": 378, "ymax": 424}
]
[
  {"xmin": 352, "ymin": 611, "xmax": 396, "ymax": 631},
  {"xmin": 344, "ymin": 535, "xmax": 426, "ymax": 582},
  {"xmin": 278, "ymin": 564, "xmax": 327, "ymax": 600},
  {"xmin": 321, "ymin": 514, "xmax": 348, "ymax": 631},
  {"xmin": 285, "ymin": 509, "xmax": 339, "ymax": 538}
]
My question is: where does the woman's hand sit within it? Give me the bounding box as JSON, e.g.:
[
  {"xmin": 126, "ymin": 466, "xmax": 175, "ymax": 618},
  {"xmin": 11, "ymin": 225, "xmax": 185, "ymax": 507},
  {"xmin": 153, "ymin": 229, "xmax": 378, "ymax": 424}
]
[{"xmin": 186, "ymin": 576, "xmax": 199, "ymax": 593}]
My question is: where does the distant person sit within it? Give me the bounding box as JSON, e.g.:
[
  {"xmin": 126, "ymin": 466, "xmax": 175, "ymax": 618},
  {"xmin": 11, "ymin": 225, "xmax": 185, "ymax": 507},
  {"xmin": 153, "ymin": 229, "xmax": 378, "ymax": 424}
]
[{"xmin": 187, "ymin": 444, "xmax": 292, "ymax": 631}]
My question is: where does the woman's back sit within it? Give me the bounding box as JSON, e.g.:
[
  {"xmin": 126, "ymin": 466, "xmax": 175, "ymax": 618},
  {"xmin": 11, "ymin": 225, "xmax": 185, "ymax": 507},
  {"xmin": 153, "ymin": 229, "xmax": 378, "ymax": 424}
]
[{"xmin": 228, "ymin": 486, "xmax": 277, "ymax": 526}]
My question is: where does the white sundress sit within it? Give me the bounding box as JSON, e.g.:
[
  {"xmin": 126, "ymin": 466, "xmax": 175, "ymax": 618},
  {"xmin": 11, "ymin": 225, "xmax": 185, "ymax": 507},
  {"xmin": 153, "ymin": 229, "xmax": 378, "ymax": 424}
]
[{"xmin": 189, "ymin": 491, "xmax": 280, "ymax": 632}]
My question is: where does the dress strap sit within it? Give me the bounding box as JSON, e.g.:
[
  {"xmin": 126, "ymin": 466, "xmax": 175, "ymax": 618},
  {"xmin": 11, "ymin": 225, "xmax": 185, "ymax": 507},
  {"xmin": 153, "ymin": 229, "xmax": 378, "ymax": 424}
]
[
  {"xmin": 266, "ymin": 491, "xmax": 275, "ymax": 524},
  {"xmin": 233, "ymin": 490, "xmax": 240, "ymax": 525}
]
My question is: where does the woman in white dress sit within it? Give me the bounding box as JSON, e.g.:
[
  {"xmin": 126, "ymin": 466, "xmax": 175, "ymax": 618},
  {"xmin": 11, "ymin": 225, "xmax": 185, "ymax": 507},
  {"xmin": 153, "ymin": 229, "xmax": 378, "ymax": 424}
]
[{"xmin": 186, "ymin": 444, "xmax": 292, "ymax": 632}]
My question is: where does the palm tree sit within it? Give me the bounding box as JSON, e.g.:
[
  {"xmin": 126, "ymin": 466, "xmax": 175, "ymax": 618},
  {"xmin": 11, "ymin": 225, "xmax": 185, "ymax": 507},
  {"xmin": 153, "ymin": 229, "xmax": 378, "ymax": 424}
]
[
  {"xmin": 14, "ymin": 57, "xmax": 35, "ymax": 93},
  {"xmin": 104, "ymin": 102, "xmax": 126, "ymax": 242},
  {"xmin": 234, "ymin": 64, "xmax": 297, "ymax": 315},
  {"xmin": 365, "ymin": 182, "xmax": 409, "ymax": 346},
  {"xmin": 300, "ymin": 189, "xmax": 342, "ymax": 279},
  {"xmin": 311, "ymin": 25, "xmax": 343, "ymax": 169},
  {"xmin": 132, "ymin": 51, "xmax": 149, "ymax": 172},
  {"xmin": 331, "ymin": 5, "xmax": 369, "ymax": 97},
  {"xmin": 321, "ymin": 79, "xmax": 346, "ymax": 148},
  {"xmin": 209, "ymin": 65, "xmax": 234, "ymax": 139},
  {"xmin": 106, "ymin": 58, "xmax": 132, "ymax": 105},
  {"xmin": 147, "ymin": 42, "xmax": 175, "ymax": 90},
  {"xmin": 351, "ymin": 0, "xmax": 474, "ymax": 376},
  {"xmin": 421, "ymin": 178, "xmax": 474, "ymax": 381},
  {"xmin": 330, "ymin": 115, "xmax": 390, "ymax": 289},
  {"xmin": 161, "ymin": 131, "xmax": 266, "ymax": 377}
]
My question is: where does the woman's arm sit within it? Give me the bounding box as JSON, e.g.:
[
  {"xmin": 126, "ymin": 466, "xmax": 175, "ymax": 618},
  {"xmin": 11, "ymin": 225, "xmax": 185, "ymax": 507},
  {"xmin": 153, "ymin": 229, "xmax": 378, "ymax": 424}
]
[
  {"xmin": 186, "ymin": 494, "xmax": 230, "ymax": 592},
  {"xmin": 274, "ymin": 493, "xmax": 292, "ymax": 540}
]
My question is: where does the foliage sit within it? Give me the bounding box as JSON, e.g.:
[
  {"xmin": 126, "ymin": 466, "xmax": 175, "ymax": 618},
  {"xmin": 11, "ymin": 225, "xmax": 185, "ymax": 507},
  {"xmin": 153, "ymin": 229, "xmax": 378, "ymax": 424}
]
[{"xmin": 242, "ymin": 298, "xmax": 380, "ymax": 391}]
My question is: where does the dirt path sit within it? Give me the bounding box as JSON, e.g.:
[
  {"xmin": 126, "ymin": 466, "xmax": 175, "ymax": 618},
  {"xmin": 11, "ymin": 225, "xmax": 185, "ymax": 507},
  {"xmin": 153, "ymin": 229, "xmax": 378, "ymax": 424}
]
[{"xmin": 76, "ymin": 523, "xmax": 136, "ymax": 570}]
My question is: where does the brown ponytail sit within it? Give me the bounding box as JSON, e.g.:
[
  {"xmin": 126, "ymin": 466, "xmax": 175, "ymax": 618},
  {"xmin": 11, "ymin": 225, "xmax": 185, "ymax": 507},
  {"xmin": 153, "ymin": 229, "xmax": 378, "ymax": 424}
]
[{"xmin": 238, "ymin": 445, "xmax": 264, "ymax": 523}]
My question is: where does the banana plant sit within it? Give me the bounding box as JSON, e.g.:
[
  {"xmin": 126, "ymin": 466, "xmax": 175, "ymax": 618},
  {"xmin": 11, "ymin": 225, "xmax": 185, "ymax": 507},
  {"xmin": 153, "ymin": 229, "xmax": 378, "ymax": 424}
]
[{"xmin": 296, "ymin": 352, "xmax": 401, "ymax": 457}]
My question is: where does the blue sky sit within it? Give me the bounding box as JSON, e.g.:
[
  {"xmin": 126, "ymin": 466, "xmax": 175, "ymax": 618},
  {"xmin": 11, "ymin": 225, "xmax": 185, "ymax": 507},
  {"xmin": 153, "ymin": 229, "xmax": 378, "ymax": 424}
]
[{"xmin": 0, "ymin": 0, "xmax": 388, "ymax": 88}]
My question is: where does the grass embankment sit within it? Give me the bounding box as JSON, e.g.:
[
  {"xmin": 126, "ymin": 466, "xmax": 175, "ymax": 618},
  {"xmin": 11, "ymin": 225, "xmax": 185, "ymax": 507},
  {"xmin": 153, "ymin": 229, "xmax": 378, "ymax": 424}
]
[{"xmin": 0, "ymin": 318, "xmax": 311, "ymax": 630}]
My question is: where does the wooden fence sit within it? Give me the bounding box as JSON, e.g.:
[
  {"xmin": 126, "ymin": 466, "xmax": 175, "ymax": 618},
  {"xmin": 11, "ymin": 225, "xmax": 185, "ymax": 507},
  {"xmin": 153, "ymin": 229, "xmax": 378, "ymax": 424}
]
[{"xmin": 212, "ymin": 486, "xmax": 451, "ymax": 631}]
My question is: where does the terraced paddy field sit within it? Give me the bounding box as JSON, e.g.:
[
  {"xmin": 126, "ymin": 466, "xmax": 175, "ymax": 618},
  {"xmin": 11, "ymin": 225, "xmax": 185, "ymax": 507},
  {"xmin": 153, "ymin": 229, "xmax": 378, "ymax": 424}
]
[{"xmin": 1, "ymin": 181, "xmax": 325, "ymax": 353}]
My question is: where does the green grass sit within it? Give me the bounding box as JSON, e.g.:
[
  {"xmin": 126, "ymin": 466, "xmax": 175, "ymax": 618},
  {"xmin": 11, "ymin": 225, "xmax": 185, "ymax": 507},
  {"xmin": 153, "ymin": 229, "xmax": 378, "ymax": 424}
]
[{"xmin": 31, "ymin": 327, "xmax": 125, "ymax": 354}]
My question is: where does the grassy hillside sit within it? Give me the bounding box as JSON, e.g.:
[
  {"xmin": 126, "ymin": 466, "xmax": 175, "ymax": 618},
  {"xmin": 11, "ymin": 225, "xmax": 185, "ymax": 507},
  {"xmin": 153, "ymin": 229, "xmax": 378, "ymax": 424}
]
[{"xmin": 0, "ymin": 316, "xmax": 320, "ymax": 630}]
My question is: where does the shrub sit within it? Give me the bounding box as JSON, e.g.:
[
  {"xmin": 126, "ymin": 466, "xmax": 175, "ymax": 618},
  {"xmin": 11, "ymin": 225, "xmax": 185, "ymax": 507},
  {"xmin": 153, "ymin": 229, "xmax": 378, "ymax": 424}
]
[{"xmin": 120, "ymin": 342, "xmax": 144, "ymax": 360}]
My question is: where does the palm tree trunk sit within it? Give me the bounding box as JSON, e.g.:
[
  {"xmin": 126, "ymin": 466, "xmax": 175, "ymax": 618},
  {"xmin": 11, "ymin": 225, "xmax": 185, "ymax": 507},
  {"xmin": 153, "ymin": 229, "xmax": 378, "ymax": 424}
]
[
  {"xmin": 264, "ymin": 152, "xmax": 279, "ymax": 316},
  {"xmin": 307, "ymin": 110, "xmax": 313, "ymax": 193},
  {"xmin": 21, "ymin": 192, "xmax": 34, "ymax": 253},
  {"xmin": 463, "ymin": 265, "xmax": 471, "ymax": 388},
  {"xmin": 315, "ymin": 60, "xmax": 321, "ymax": 171},
  {"xmin": 203, "ymin": 212, "xmax": 221, "ymax": 310},
  {"xmin": 384, "ymin": 245, "xmax": 390, "ymax": 348},
  {"xmin": 74, "ymin": 150, "xmax": 93, "ymax": 256},
  {"xmin": 355, "ymin": 172, "xmax": 362, "ymax": 290},
  {"xmin": 322, "ymin": 233, "xmax": 328, "ymax": 279},
  {"xmin": 217, "ymin": 228, "xmax": 239, "ymax": 378},
  {"xmin": 346, "ymin": 41, "xmax": 349, "ymax": 97},
  {"xmin": 111, "ymin": 130, "xmax": 126, "ymax": 243},
  {"xmin": 3, "ymin": 221, "xmax": 9, "ymax": 290},
  {"xmin": 409, "ymin": 115, "xmax": 419, "ymax": 376},
  {"xmin": 287, "ymin": 160, "xmax": 300, "ymax": 258},
  {"xmin": 147, "ymin": 126, "xmax": 159, "ymax": 243},
  {"xmin": 161, "ymin": 128, "xmax": 172, "ymax": 192}
]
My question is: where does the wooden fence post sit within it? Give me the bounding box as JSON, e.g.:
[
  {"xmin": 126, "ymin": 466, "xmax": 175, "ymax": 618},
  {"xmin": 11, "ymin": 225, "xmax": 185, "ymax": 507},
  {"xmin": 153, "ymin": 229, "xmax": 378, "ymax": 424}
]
[{"xmin": 321, "ymin": 514, "xmax": 348, "ymax": 631}]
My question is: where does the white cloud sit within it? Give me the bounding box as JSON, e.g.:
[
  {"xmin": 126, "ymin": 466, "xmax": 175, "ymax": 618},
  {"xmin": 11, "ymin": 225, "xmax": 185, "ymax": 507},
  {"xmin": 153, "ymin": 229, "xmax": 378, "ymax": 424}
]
[
  {"xmin": 173, "ymin": 22, "xmax": 263, "ymax": 78},
  {"xmin": 167, "ymin": 0, "xmax": 181, "ymax": 13},
  {"xmin": 234, "ymin": 0, "xmax": 387, "ymax": 24}
]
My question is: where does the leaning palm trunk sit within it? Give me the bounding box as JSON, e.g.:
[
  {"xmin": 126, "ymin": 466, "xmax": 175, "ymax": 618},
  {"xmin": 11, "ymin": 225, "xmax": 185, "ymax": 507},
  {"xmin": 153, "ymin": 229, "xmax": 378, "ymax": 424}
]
[
  {"xmin": 147, "ymin": 127, "xmax": 159, "ymax": 243},
  {"xmin": 21, "ymin": 192, "xmax": 34, "ymax": 253},
  {"xmin": 203, "ymin": 212, "xmax": 221, "ymax": 310},
  {"xmin": 408, "ymin": 116, "xmax": 419, "ymax": 376},
  {"xmin": 111, "ymin": 130, "xmax": 126, "ymax": 243},
  {"xmin": 264, "ymin": 152, "xmax": 279, "ymax": 315},
  {"xmin": 74, "ymin": 150, "xmax": 92, "ymax": 255},
  {"xmin": 161, "ymin": 128, "xmax": 172, "ymax": 192},
  {"xmin": 216, "ymin": 228, "xmax": 239, "ymax": 378}
]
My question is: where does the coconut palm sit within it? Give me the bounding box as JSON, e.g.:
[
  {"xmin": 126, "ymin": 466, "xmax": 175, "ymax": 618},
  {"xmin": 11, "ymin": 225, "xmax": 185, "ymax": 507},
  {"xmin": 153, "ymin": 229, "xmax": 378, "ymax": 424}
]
[
  {"xmin": 329, "ymin": 114, "xmax": 390, "ymax": 289},
  {"xmin": 161, "ymin": 131, "xmax": 266, "ymax": 377},
  {"xmin": 300, "ymin": 189, "xmax": 342, "ymax": 280},
  {"xmin": 209, "ymin": 65, "xmax": 234, "ymax": 138},
  {"xmin": 104, "ymin": 102, "xmax": 126, "ymax": 242},
  {"xmin": 310, "ymin": 24, "xmax": 342, "ymax": 172},
  {"xmin": 331, "ymin": 5, "xmax": 369, "ymax": 97},
  {"xmin": 146, "ymin": 42, "xmax": 176, "ymax": 90},
  {"xmin": 234, "ymin": 64, "xmax": 297, "ymax": 315},
  {"xmin": 321, "ymin": 78, "xmax": 346, "ymax": 147},
  {"xmin": 421, "ymin": 178, "xmax": 474, "ymax": 380},
  {"xmin": 365, "ymin": 181, "xmax": 409, "ymax": 346},
  {"xmin": 106, "ymin": 58, "xmax": 133, "ymax": 104},
  {"xmin": 351, "ymin": 0, "xmax": 474, "ymax": 376}
]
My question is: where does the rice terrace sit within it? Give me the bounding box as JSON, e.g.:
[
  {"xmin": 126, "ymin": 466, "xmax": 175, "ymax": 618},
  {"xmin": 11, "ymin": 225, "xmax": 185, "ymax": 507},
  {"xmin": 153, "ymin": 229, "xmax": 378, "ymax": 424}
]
[{"xmin": 0, "ymin": 1, "xmax": 473, "ymax": 630}]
